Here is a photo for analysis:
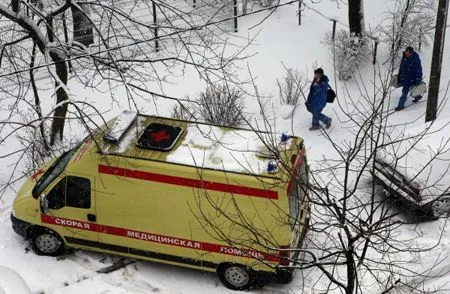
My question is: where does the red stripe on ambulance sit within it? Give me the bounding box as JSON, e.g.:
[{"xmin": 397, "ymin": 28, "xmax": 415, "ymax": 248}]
[
  {"xmin": 98, "ymin": 164, "xmax": 278, "ymax": 200},
  {"xmin": 41, "ymin": 215, "xmax": 279, "ymax": 262}
]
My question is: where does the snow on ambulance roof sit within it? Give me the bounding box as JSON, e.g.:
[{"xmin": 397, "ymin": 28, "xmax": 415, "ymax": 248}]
[
  {"xmin": 167, "ymin": 123, "xmax": 273, "ymax": 174},
  {"xmin": 101, "ymin": 112, "xmax": 294, "ymax": 176}
]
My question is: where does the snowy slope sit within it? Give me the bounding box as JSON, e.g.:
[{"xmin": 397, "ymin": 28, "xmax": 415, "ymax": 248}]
[{"xmin": 1, "ymin": 0, "xmax": 450, "ymax": 293}]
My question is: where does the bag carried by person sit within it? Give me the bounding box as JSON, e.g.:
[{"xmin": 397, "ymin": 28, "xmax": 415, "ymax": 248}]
[
  {"xmin": 327, "ymin": 85, "xmax": 336, "ymax": 103},
  {"xmin": 391, "ymin": 74, "xmax": 402, "ymax": 88},
  {"xmin": 410, "ymin": 81, "xmax": 427, "ymax": 97}
]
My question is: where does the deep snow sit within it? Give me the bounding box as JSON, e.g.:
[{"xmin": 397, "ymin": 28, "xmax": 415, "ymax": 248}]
[{"xmin": 1, "ymin": 0, "xmax": 450, "ymax": 293}]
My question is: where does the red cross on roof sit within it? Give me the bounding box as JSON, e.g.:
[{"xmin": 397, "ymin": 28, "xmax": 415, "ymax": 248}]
[{"xmin": 150, "ymin": 130, "xmax": 171, "ymax": 143}]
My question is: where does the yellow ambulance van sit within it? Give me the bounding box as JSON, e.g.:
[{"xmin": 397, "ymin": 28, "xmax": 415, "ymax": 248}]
[{"xmin": 11, "ymin": 111, "xmax": 310, "ymax": 290}]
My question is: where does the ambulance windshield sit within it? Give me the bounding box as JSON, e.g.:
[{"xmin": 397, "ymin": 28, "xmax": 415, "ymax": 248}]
[{"xmin": 32, "ymin": 147, "xmax": 78, "ymax": 199}]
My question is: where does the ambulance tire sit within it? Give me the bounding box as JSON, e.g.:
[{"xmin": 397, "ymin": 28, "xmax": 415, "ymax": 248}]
[
  {"xmin": 29, "ymin": 227, "xmax": 65, "ymax": 256},
  {"xmin": 218, "ymin": 263, "xmax": 255, "ymax": 291}
]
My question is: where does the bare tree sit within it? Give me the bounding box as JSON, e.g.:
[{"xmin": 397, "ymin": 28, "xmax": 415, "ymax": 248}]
[
  {"xmin": 0, "ymin": 1, "xmax": 73, "ymax": 145},
  {"xmin": 378, "ymin": 0, "xmax": 436, "ymax": 66},
  {"xmin": 192, "ymin": 66, "xmax": 450, "ymax": 293},
  {"xmin": 0, "ymin": 0, "xmax": 245, "ymax": 147}
]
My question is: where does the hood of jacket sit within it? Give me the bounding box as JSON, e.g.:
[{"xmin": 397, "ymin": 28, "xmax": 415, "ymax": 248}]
[
  {"xmin": 320, "ymin": 75, "xmax": 329, "ymax": 84},
  {"xmin": 403, "ymin": 51, "xmax": 420, "ymax": 62}
]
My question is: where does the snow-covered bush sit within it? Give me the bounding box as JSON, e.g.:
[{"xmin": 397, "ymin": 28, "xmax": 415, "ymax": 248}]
[
  {"xmin": 257, "ymin": 0, "xmax": 279, "ymax": 7},
  {"xmin": 276, "ymin": 68, "xmax": 304, "ymax": 105},
  {"xmin": 378, "ymin": 0, "xmax": 436, "ymax": 64},
  {"xmin": 170, "ymin": 86, "xmax": 245, "ymax": 127},
  {"xmin": 241, "ymin": 0, "xmax": 279, "ymax": 13},
  {"xmin": 171, "ymin": 101, "xmax": 196, "ymax": 121},
  {"xmin": 196, "ymin": 84, "xmax": 245, "ymax": 127},
  {"xmin": 324, "ymin": 30, "xmax": 371, "ymax": 81}
]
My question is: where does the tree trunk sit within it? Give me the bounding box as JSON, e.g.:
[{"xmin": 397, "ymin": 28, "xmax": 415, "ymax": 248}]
[
  {"xmin": 72, "ymin": 5, "xmax": 94, "ymax": 46},
  {"xmin": 426, "ymin": 0, "xmax": 449, "ymax": 122},
  {"xmin": 62, "ymin": 13, "xmax": 73, "ymax": 73},
  {"xmin": 49, "ymin": 51, "xmax": 69, "ymax": 146},
  {"xmin": 11, "ymin": 0, "xmax": 19, "ymax": 12},
  {"xmin": 392, "ymin": 0, "xmax": 411, "ymax": 57},
  {"xmin": 346, "ymin": 247, "xmax": 356, "ymax": 294},
  {"xmin": 30, "ymin": 43, "xmax": 49, "ymax": 151},
  {"xmin": 348, "ymin": 0, "xmax": 364, "ymax": 37},
  {"xmin": 45, "ymin": 15, "xmax": 69, "ymax": 146}
]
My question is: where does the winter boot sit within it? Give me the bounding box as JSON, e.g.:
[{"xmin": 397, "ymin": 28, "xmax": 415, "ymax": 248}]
[
  {"xmin": 309, "ymin": 126, "xmax": 320, "ymax": 131},
  {"xmin": 413, "ymin": 95, "xmax": 423, "ymax": 103},
  {"xmin": 395, "ymin": 106, "xmax": 404, "ymax": 112},
  {"xmin": 326, "ymin": 118, "xmax": 332, "ymax": 129}
]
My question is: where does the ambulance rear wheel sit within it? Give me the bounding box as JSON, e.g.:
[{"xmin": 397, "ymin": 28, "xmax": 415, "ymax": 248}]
[
  {"xmin": 218, "ymin": 263, "xmax": 255, "ymax": 291},
  {"xmin": 30, "ymin": 227, "xmax": 65, "ymax": 256}
]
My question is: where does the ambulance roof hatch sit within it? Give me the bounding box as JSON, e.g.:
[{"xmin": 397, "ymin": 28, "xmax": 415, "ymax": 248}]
[{"xmin": 136, "ymin": 123, "xmax": 183, "ymax": 151}]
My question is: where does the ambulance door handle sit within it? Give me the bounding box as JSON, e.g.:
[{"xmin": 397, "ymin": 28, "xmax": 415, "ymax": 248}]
[{"xmin": 87, "ymin": 213, "xmax": 97, "ymax": 222}]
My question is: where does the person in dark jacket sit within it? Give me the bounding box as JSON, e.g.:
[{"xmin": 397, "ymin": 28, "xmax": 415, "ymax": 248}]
[
  {"xmin": 395, "ymin": 46, "xmax": 423, "ymax": 111},
  {"xmin": 306, "ymin": 68, "xmax": 332, "ymax": 131}
]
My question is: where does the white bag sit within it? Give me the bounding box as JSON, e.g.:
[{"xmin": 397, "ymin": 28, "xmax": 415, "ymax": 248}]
[
  {"xmin": 391, "ymin": 74, "xmax": 402, "ymax": 88},
  {"xmin": 410, "ymin": 81, "xmax": 427, "ymax": 97}
]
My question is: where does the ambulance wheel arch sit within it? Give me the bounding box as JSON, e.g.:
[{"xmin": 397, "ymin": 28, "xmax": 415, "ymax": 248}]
[
  {"xmin": 29, "ymin": 226, "xmax": 65, "ymax": 256},
  {"xmin": 217, "ymin": 263, "xmax": 256, "ymax": 291}
]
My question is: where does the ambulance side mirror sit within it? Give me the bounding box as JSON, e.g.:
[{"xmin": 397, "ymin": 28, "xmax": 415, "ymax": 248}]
[{"xmin": 40, "ymin": 194, "xmax": 49, "ymax": 214}]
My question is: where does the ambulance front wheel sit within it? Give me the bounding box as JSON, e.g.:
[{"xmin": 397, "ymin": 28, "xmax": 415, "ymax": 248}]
[
  {"xmin": 29, "ymin": 227, "xmax": 65, "ymax": 256},
  {"xmin": 218, "ymin": 263, "xmax": 255, "ymax": 291}
]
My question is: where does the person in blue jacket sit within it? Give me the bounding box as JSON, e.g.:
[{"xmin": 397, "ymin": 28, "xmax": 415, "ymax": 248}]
[
  {"xmin": 395, "ymin": 46, "xmax": 423, "ymax": 111},
  {"xmin": 306, "ymin": 68, "xmax": 332, "ymax": 131}
]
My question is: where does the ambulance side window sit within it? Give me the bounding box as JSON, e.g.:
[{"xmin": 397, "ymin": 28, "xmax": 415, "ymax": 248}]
[
  {"xmin": 47, "ymin": 178, "xmax": 66, "ymax": 210},
  {"xmin": 46, "ymin": 176, "xmax": 91, "ymax": 210},
  {"xmin": 66, "ymin": 176, "xmax": 91, "ymax": 209}
]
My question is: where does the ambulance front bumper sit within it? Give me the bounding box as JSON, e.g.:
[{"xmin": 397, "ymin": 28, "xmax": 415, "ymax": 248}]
[
  {"xmin": 11, "ymin": 214, "xmax": 31, "ymax": 239},
  {"xmin": 258, "ymin": 267, "xmax": 294, "ymax": 284},
  {"xmin": 274, "ymin": 267, "xmax": 294, "ymax": 284}
]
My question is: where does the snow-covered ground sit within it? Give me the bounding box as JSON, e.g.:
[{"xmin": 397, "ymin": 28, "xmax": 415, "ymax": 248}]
[{"xmin": 1, "ymin": 0, "xmax": 450, "ymax": 293}]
